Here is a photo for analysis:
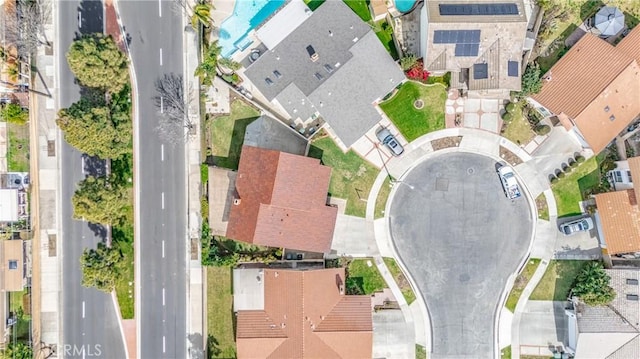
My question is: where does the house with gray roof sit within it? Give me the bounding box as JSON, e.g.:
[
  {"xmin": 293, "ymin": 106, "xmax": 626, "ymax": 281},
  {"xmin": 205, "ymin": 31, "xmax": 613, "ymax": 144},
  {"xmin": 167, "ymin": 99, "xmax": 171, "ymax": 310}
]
[
  {"xmin": 243, "ymin": 115, "xmax": 308, "ymax": 156},
  {"xmin": 565, "ymin": 269, "xmax": 640, "ymax": 358},
  {"xmin": 419, "ymin": 0, "xmax": 534, "ymax": 95},
  {"xmin": 243, "ymin": 0, "xmax": 405, "ymax": 148}
]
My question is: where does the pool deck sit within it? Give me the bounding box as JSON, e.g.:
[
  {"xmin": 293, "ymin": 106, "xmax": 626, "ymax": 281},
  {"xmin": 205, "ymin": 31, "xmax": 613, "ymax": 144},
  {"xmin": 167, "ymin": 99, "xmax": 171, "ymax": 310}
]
[{"xmin": 212, "ymin": 0, "xmax": 235, "ymax": 37}]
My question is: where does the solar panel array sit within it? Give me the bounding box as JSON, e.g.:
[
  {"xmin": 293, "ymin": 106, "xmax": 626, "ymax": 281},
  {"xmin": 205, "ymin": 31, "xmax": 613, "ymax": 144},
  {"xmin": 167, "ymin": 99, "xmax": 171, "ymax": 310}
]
[
  {"xmin": 433, "ymin": 30, "xmax": 481, "ymax": 44},
  {"xmin": 439, "ymin": 3, "xmax": 519, "ymax": 16},
  {"xmin": 455, "ymin": 44, "xmax": 479, "ymax": 57},
  {"xmin": 507, "ymin": 61, "xmax": 519, "ymax": 77},
  {"xmin": 473, "ymin": 63, "xmax": 488, "ymax": 79}
]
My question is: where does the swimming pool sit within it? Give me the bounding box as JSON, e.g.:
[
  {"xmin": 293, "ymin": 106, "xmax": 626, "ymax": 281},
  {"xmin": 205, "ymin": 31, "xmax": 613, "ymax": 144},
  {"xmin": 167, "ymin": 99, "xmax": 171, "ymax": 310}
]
[
  {"xmin": 395, "ymin": 0, "xmax": 417, "ymax": 13},
  {"xmin": 219, "ymin": 0, "xmax": 286, "ymax": 58}
]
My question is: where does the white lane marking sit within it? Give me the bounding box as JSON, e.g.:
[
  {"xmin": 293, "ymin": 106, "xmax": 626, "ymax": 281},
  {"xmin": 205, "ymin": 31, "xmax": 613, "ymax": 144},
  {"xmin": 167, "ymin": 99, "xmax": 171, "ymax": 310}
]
[
  {"xmin": 160, "ymin": 96, "xmax": 164, "ymax": 114},
  {"xmin": 82, "ymin": 301, "xmax": 85, "ymax": 318},
  {"xmin": 81, "ymin": 156, "xmax": 85, "ymax": 174},
  {"xmin": 161, "ymin": 192, "xmax": 165, "ymax": 209},
  {"xmin": 162, "ymin": 240, "xmax": 165, "ymax": 258},
  {"xmin": 163, "ymin": 336, "xmax": 166, "ymax": 353},
  {"xmin": 78, "ymin": 11, "xmax": 82, "ymax": 28},
  {"xmin": 162, "ymin": 288, "xmax": 166, "ymax": 306},
  {"xmin": 160, "ymin": 48, "xmax": 163, "ymax": 66},
  {"xmin": 161, "ymin": 144, "xmax": 164, "ymax": 161},
  {"xmin": 159, "ymin": 0, "xmax": 162, "ymax": 17}
]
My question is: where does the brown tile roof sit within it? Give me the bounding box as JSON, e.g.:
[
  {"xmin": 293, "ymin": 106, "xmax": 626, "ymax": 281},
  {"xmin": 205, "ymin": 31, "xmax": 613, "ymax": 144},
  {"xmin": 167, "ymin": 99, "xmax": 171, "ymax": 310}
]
[
  {"xmin": 1, "ymin": 240, "xmax": 23, "ymax": 292},
  {"xmin": 617, "ymin": 25, "xmax": 640, "ymax": 64},
  {"xmin": 226, "ymin": 146, "xmax": 338, "ymax": 253},
  {"xmin": 531, "ymin": 33, "xmax": 640, "ymax": 154},
  {"xmin": 630, "ymin": 156, "xmax": 640, "ymax": 203},
  {"xmin": 595, "ymin": 189, "xmax": 640, "ymax": 255},
  {"xmin": 236, "ymin": 268, "xmax": 373, "ymax": 359}
]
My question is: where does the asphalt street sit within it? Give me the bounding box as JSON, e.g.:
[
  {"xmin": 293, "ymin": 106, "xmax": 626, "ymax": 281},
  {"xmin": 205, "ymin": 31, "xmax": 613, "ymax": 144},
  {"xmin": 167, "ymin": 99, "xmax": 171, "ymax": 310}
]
[
  {"xmin": 117, "ymin": 1, "xmax": 188, "ymax": 358},
  {"xmin": 58, "ymin": 0, "xmax": 126, "ymax": 358},
  {"xmin": 389, "ymin": 152, "xmax": 533, "ymax": 359}
]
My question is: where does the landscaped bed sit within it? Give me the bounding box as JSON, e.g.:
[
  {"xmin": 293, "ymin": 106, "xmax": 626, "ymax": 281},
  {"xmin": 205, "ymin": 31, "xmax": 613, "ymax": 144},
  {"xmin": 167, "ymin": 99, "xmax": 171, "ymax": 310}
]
[
  {"xmin": 551, "ymin": 156, "xmax": 600, "ymax": 217},
  {"xmin": 113, "ymin": 225, "xmax": 134, "ymax": 319},
  {"xmin": 7, "ymin": 122, "xmax": 29, "ymax": 172},
  {"xmin": 308, "ymin": 133, "xmax": 378, "ymax": 217},
  {"xmin": 374, "ymin": 177, "xmax": 392, "ymax": 219},
  {"xmin": 505, "ymin": 258, "xmax": 541, "ymax": 312},
  {"xmin": 501, "ymin": 102, "xmax": 536, "ymax": 146},
  {"xmin": 207, "ymin": 99, "xmax": 260, "ymax": 170},
  {"xmin": 383, "ymin": 257, "xmax": 416, "ymax": 304},
  {"xmin": 530, "ymin": 260, "xmax": 590, "ymax": 301},
  {"xmin": 206, "ymin": 266, "xmax": 237, "ymax": 358},
  {"xmin": 347, "ymin": 258, "xmax": 387, "ymax": 295},
  {"xmin": 379, "ymin": 81, "xmax": 446, "ymax": 141}
]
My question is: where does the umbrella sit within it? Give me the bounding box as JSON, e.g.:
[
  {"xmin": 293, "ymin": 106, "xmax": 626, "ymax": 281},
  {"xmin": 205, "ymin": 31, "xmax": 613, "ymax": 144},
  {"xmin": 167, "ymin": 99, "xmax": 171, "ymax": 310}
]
[{"xmin": 595, "ymin": 6, "xmax": 625, "ymax": 37}]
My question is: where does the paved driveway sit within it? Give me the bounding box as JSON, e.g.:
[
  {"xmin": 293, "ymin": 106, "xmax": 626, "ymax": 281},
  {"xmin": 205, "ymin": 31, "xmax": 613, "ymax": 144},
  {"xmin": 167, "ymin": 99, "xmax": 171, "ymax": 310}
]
[{"xmin": 389, "ymin": 152, "xmax": 533, "ymax": 359}]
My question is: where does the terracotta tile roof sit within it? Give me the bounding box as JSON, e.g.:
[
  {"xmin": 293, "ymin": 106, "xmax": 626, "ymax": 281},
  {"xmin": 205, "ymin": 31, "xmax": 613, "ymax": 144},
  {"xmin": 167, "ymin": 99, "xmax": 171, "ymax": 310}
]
[
  {"xmin": 235, "ymin": 268, "xmax": 373, "ymax": 359},
  {"xmin": 595, "ymin": 190, "xmax": 640, "ymax": 255},
  {"xmin": 629, "ymin": 156, "xmax": 640, "ymax": 204},
  {"xmin": 531, "ymin": 33, "xmax": 640, "ymax": 154},
  {"xmin": 226, "ymin": 146, "xmax": 338, "ymax": 253},
  {"xmin": 617, "ymin": 25, "xmax": 640, "ymax": 64},
  {"xmin": 1, "ymin": 240, "xmax": 23, "ymax": 292}
]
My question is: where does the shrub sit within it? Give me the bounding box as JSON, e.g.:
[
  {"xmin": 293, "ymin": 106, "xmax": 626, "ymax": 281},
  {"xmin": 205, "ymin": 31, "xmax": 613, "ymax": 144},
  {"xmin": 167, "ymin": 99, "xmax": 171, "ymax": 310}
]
[
  {"xmin": 0, "ymin": 103, "xmax": 28, "ymax": 124},
  {"xmin": 576, "ymin": 155, "xmax": 585, "ymax": 163},
  {"xmin": 201, "ymin": 197, "xmax": 209, "ymax": 218},
  {"xmin": 569, "ymin": 159, "xmax": 577, "ymax": 168},
  {"xmin": 502, "ymin": 112, "xmax": 513, "ymax": 121},
  {"xmin": 505, "ymin": 102, "xmax": 516, "ymax": 113},
  {"xmin": 550, "ymin": 176, "xmax": 559, "ymax": 184},
  {"xmin": 573, "ymin": 262, "xmax": 615, "ymax": 306},
  {"xmin": 557, "ymin": 171, "xmax": 566, "ymax": 178},
  {"xmin": 535, "ymin": 124, "xmax": 551, "ymax": 135},
  {"xmin": 400, "ymin": 53, "xmax": 418, "ymax": 71},
  {"xmin": 518, "ymin": 62, "xmax": 543, "ymax": 97}
]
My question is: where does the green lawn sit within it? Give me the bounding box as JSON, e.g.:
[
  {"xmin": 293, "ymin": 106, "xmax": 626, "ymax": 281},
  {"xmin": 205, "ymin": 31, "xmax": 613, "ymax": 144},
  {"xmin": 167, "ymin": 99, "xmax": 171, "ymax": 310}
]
[
  {"xmin": 347, "ymin": 258, "xmax": 387, "ymax": 295},
  {"xmin": 208, "ymin": 100, "xmax": 260, "ymax": 170},
  {"xmin": 502, "ymin": 102, "xmax": 535, "ymax": 146},
  {"xmin": 375, "ymin": 20, "xmax": 399, "ymax": 60},
  {"xmin": 308, "ymin": 135, "xmax": 379, "ymax": 217},
  {"xmin": 206, "ymin": 266, "xmax": 237, "ymax": 359},
  {"xmin": 530, "ymin": 260, "xmax": 590, "ymax": 301},
  {"xmin": 379, "ymin": 82, "xmax": 447, "ymax": 142},
  {"xmin": 536, "ymin": 193, "xmax": 549, "ymax": 221},
  {"xmin": 383, "ymin": 257, "xmax": 416, "ymax": 304},
  {"xmin": 374, "ymin": 177, "xmax": 392, "ymax": 219},
  {"xmin": 505, "ymin": 258, "xmax": 541, "ymax": 312},
  {"xmin": 501, "ymin": 345, "xmax": 512, "ymax": 359},
  {"xmin": 551, "ymin": 157, "xmax": 600, "ymax": 217},
  {"xmin": 113, "ymin": 225, "xmax": 134, "ymax": 319},
  {"xmin": 416, "ymin": 344, "xmax": 427, "ymax": 359},
  {"xmin": 7, "ymin": 123, "xmax": 29, "ymax": 172},
  {"xmin": 9, "ymin": 290, "xmax": 30, "ymax": 342}
]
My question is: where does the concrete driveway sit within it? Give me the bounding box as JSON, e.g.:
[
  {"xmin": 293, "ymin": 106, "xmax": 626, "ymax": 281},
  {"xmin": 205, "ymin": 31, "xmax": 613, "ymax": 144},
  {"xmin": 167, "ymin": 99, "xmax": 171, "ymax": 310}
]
[
  {"xmin": 389, "ymin": 152, "xmax": 533, "ymax": 359},
  {"xmin": 519, "ymin": 301, "xmax": 568, "ymax": 356}
]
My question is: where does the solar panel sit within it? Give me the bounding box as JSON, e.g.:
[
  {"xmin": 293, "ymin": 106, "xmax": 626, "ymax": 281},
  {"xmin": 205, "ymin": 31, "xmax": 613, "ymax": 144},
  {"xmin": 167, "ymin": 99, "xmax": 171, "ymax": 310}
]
[
  {"xmin": 434, "ymin": 30, "xmax": 480, "ymax": 44},
  {"xmin": 473, "ymin": 63, "xmax": 488, "ymax": 79},
  {"xmin": 440, "ymin": 3, "xmax": 519, "ymax": 16},
  {"xmin": 454, "ymin": 43, "xmax": 479, "ymax": 57},
  {"xmin": 507, "ymin": 61, "xmax": 518, "ymax": 77}
]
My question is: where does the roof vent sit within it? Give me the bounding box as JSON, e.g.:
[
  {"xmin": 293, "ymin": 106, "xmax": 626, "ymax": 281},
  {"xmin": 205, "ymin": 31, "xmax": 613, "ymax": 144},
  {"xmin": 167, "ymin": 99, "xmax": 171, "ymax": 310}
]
[
  {"xmin": 353, "ymin": 37, "xmax": 359, "ymax": 42},
  {"xmin": 604, "ymin": 106, "xmax": 610, "ymax": 112},
  {"xmin": 610, "ymin": 115, "xmax": 616, "ymax": 122},
  {"xmin": 270, "ymin": 324, "xmax": 276, "ymax": 329},
  {"xmin": 256, "ymin": 275, "xmax": 261, "ymax": 282},
  {"xmin": 324, "ymin": 64, "xmax": 333, "ymax": 73},
  {"xmin": 273, "ymin": 70, "xmax": 282, "ymax": 78},
  {"xmin": 627, "ymin": 294, "xmax": 639, "ymax": 301},
  {"xmin": 281, "ymin": 322, "xmax": 286, "ymax": 328},
  {"xmin": 274, "ymin": 271, "xmax": 279, "ymax": 278},
  {"xmin": 314, "ymin": 72, "xmax": 324, "ymax": 81},
  {"xmin": 339, "ymin": 284, "xmax": 345, "ymax": 295},
  {"xmin": 329, "ymin": 30, "xmax": 333, "ymax": 37},
  {"xmin": 265, "ymin": 77, "xmax": 274, "ymax": 86},
  {"xmin": 628, "ymin": 279, "xmax": 639, "ymax": 285},
  {"xmin": 234, "ymin": 198, "xmax": 241, "ymax": 205},
  {"xmin": 306, "ymin": 45, "xmax": 319, "ymax": 62}
]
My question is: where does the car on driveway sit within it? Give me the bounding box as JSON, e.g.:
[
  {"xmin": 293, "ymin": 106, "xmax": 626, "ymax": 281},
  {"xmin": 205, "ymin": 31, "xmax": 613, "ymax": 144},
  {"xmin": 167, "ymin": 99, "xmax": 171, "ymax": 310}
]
[
  {"xmin": 376, "ymin": 128, "xmax": 404, "ymax": 156},
  {"xmin": 559, "ymin": 217, "xmax": 594, "ymax": 236}
]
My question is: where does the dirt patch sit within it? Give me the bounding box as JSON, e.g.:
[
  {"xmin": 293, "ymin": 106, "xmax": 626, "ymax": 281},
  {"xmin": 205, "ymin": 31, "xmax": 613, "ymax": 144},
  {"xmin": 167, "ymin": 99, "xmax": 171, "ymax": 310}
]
[
  {"xmin": 499, "ymin": 146, "xmax": 523, "ymax": 166},
  {"xmin": 431, "ymin": 136, "xmax": 462, "ymax": 151}
]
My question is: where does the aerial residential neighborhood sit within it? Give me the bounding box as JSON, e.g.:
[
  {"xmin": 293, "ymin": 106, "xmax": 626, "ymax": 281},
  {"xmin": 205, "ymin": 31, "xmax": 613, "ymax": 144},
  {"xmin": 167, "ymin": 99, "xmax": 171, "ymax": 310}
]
[{"xmin": 2, "ymin": 0, "xmax": 640, "ymax": 358}]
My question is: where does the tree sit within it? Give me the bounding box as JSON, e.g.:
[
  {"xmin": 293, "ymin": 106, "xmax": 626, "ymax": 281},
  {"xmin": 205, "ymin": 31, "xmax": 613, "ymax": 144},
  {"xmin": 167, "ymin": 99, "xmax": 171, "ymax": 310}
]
[
  {"xmin": 56, "ymin": 99, "xmax": 132, "ymax": 159},
  {"xmin": 66, "ymin": 33, "xmax": 129, "ymax": 93},
  {"xmin": 400, "ymin": 53, "xmax": 418, "ymax": 71},
  {"xmin": 154, "ymin": 73, "xmax": 196, "ymax": 145},
  {"xmin": 518, "ymin": 63, "xmax": 543, "ymax": 97},
  {"xmin": 191, "ymin": 2, "xmax": 213, "ymax": 29},
  {"xmin": 217, "ymin": 57, "xmax": 241, "ymax": 71},
  {"xmin": 1, "ymin": 342, "xmax": 33, "ymax": 359},
  {"xmin": 1, "ymin": 103, "xmax": 28, "ymax": 124},
  {"xmin": 80, "ymin": 242, "xmax": 121, "ymax": 292},
  {"xmin": 573, "ymin": 262, "xmax": 616, "ymax": 306},
  {"xmin": 72, "ymin": 175, "xmax": 132, "ymax": 226},
  {"xmin": 194, "ymin": 41, "xmax": 221, "ymax": 86}
]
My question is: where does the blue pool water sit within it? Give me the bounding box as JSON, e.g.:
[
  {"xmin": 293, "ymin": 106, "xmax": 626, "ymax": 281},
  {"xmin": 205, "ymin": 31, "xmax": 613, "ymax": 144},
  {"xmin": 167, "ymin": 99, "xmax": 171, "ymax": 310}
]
[
  {"xmin": 395, "ymin": 0, "xmax": 416, "ymax": 13},
  {"xmin": 219, "ymin": 0, "xmax": 286, "ymax": 58}
]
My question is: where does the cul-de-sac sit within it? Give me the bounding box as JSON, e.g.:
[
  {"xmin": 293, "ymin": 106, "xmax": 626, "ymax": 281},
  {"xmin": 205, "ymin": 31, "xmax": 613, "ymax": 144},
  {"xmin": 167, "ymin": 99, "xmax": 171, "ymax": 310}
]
[{"xmin": 1, "ymin": 0, "xmax": 640, "ymax": 358}]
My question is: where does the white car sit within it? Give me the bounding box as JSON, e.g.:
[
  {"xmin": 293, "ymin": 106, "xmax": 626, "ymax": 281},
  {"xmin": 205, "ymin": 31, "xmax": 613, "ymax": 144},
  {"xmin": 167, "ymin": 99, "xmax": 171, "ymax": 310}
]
[
  {"xmin": 498, "ymin": 166, "xmax": 521, "ymax": 199},
  {"xmin": 559, "ymin": 217, "xmax": 594, "ymax": 236}
]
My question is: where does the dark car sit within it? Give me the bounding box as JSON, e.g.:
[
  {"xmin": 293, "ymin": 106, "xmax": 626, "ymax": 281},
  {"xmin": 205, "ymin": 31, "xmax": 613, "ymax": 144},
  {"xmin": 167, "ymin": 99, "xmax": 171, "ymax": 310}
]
[{"xmin": 376, "ymin": 128, "xmax": 404, "ymax": 156}]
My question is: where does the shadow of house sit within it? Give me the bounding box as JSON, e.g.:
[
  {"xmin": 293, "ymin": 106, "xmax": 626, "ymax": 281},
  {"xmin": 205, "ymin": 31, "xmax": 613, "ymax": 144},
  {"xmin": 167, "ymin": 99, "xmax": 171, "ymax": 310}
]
[{"xmin": 243, "ymin": 115, "xmax": 308, "ymax": 156}]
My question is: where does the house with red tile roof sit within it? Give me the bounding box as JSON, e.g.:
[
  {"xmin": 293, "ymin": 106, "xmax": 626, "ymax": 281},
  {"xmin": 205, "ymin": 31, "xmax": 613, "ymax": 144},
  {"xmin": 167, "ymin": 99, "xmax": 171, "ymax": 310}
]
[
  {"xmin": 226, "ymin": 145, "xmax": 338, "ymax": 253},
  {"xmin": 529, "ymin": 26, "xmax": 640, "ymax": 154},
  {"xmin": 233, "ymin": 268, "xmax": 373, "ymax": 359}
]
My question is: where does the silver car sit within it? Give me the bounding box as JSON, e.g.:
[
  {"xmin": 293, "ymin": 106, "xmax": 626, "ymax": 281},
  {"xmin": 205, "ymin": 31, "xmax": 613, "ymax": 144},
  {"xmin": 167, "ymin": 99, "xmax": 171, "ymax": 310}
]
[
  {"xmin": 559, "ymin": 217, "xmax": 594, "ymax": 236},
  {"xmin": 376, "ymin": 128, "xmax": 404, "ymax": 156}
]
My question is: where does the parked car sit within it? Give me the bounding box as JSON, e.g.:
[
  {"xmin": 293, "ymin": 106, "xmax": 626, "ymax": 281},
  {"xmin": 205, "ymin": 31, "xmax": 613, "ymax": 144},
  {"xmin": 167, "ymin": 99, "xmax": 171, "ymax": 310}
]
[
  {"xmin": 376, "ymin": 128, "xmax": 404, "ymax": 156},
  {"xmin": 497, "ymin": 166, "xmax": 521, "ymax": 199},
  {"xmin": 559, "ymin": 217, "xmax": 594, "ymax": 236}
]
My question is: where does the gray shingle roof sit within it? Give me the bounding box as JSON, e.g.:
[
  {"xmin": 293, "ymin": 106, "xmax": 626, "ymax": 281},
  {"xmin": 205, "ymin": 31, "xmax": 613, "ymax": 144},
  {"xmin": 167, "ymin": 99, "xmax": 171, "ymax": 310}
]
[
  {"xmin": 243, "ymin": 115, "xmax": 308, "ymax": 156},
  {"xmin": 244, "ymin": 0, "xmax": 405, "ymax": 147}
]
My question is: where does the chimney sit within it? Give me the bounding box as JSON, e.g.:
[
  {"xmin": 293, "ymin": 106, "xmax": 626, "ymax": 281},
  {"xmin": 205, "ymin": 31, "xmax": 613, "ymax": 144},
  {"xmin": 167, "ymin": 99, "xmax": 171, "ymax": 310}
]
[{"xmin": 306, "ymin": 45, "xmax": 319, "ymax": 62}]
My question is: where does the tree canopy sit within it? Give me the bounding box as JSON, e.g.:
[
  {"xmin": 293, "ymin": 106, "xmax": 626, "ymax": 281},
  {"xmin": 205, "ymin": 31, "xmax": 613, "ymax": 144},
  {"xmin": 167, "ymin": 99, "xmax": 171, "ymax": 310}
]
[
  {"xmin": 1, "ymin": 103, "xmax": 28, "ymax": 124},
  {"xmin": 519, "ymin": 62, "xmax": 543, "ymax": 97},
  {"xmin": 56, "ymin": 98, "xmax": 132, "ymax": 159},
  {"xmin": 72, "ymin": 175, "xmax": 132, "ymax": 226},
  {"xmin": 0, "ymin": 342, "xmax": 33, "ymax": 359},
  {"xmin": 66, "ymin": 33, "xmax": 129, "ymax": 93},
  {"xmin": 194, "ymin": 41, "xmax": 221, "ymax": 86},
  {"xmin": 573, "ymin": 262, "xmax": 616, "ymax": 306},
  {"xmin": 80, "ymin": 242, "xmax": 121, "ymax": 292}
]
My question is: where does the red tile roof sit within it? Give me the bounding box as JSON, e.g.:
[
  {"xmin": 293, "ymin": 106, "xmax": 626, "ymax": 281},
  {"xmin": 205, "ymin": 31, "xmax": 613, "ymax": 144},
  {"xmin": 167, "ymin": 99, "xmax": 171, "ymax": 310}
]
[
  {"xmin": 226, "ymin": 146, "xmax": 338, "ymax": 253},
  {"xmin": 236, "ymin": 268, "xmax": 373, "ymax": 359}
]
